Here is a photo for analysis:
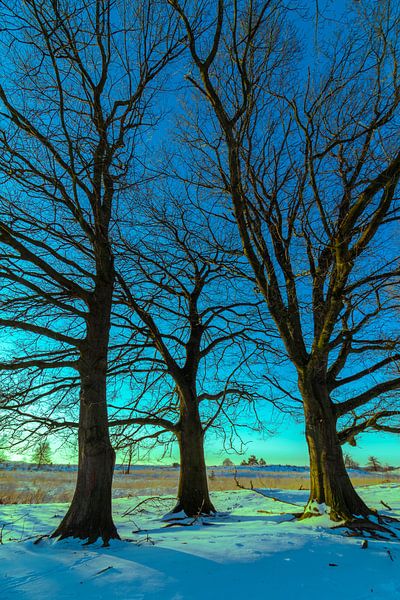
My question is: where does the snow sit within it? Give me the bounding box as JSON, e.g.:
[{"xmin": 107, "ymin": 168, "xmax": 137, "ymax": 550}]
[
  {"xmin": 0, "ymin": 484, "xmax": 399, "ymax": 599},
  {"xmin": 303, "ymin": 498, "xmax": 330, "ymax": 516}
]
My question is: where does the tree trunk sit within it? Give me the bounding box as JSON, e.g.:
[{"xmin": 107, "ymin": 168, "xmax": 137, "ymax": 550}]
[
  {"xmin": 173, "ymin": 395, "xmax": 215, "ymax": 516},
  {"xmin": 52, "ymin": 279, "xmax": 119, "ymax": 545},
  {"xmin": 301, "ymin": 377, "xmax": 372, "ymax": 521},
  {"xmin": 124, "ymin": 446, "xmax": 133, "ymax": 475}
]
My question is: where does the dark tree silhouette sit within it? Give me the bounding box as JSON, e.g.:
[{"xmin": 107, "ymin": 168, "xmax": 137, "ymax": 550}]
[
  {"xmin": 112, "ymin": 194, "xmax": 274, "ymax": 516},
  {"xmin": 170, "ymin": 0, "xmax": 400, "ymax": 521},
  {"xmin": 0, "ymin": 0, "xmax": 182, "ymax": 543}
]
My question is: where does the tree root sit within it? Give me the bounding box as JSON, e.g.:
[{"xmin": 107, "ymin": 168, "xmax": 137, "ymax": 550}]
[
  {"xmin": 33, "ymin": 534, "xmax": 51, "ymax": 545},
  {"xmin": 332, "ymin": 514, "xmax": 400, "ymax": 540},
  {"xmin": 163, "ymin": 500, "xmax": 207, "ymax": 527},
  {"xmin": 51, "ymin": 527, "xmax": 120, "ymax": 547}
]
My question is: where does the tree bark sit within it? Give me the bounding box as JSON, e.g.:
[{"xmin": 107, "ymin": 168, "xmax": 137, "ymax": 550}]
[
  {"xmin": 300, "ymin": 376, "xmax": 372, "ymax": 521},
  {"xmin": 52, "ymin": 276, "xmax": 119, "ymax": 545},
  {"xmin": 173, "ymin": 392, "xmax": 215, "ymax": 516}
]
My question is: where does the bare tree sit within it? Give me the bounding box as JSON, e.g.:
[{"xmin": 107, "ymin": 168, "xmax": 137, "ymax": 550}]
[
  {"xmin": 0, "ymin": 186, "xmax": 276, "ymax": 518},
  {"xmin": 0, "ymin": 0, "xmax": 181, "ymax": 543},
  {"xmin": 32, "ymin": 440, "xmax": 52, "ymax": 467},
  {"xmin": 170, "ymin": 0, "xmax": 400, "ymax": 521},
  {"xmin": 112, "ymin": 193, "xmax": 275, "ymax": 516}
]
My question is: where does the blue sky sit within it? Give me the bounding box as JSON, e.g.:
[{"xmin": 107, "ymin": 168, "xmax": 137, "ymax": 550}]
[{"xmin": 1, "ymin": 0, "xmax": 400, "ymax": 470}]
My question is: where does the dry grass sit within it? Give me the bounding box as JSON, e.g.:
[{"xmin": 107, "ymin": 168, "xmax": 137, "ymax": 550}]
[
  {"xmin": 209, "ymin": 474, "xmax": 399, "ymax": 492},
  {"xmin": 0, "ymin": 468, "xmax": 398, "ymax": 505},
  {"xmin": 0, "ymin": 470, "xmax": 76, "ymax": 504},
  {"xmin": 209, "ymin": 476, "xmax": 311, "ymax": 492}
]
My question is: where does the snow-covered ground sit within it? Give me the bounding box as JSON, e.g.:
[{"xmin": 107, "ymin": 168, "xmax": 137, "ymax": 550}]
[{"xmin": 0, "ymin": 484, "xmax": 399, "ymax": 600}]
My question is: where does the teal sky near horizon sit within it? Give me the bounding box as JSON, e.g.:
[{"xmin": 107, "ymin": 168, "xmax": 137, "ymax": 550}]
[
  {"xmin": 166, "ymin": 425, "xmax": 400, "ymax": 468},
  {"xmin": 9, "ymin": 418, "xmax": 400, "ymax": 468}
]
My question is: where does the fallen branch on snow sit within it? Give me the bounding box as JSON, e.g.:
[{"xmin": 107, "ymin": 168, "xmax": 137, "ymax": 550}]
[
  {"xmin": 380, "ymin": 499, "xmax": 392, "ymax": 511},
  {"xmin": 122, "ymin": 496, "xmax": 176, "ymax": 518},
  {"xmin": 233, "ymin": 470, "xmax": 302, "ymax": 509}
]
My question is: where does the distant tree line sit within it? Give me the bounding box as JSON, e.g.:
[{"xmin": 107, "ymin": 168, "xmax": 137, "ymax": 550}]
[{"xmin": 240, "ymin": 456, "xmax": 267, "ymax": 467}]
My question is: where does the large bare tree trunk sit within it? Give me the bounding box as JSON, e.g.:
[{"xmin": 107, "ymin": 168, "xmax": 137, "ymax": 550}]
[
  {"xmin": 173, "ymin": 394, "xmax": 215, "ymax": 516},
  {"xmin": 301, "ymin": 377, "xmax": 371, "ymax": 521},
  {"xmin": 53, "ymin": 277, "xmax": 119, "ymax": 545}
]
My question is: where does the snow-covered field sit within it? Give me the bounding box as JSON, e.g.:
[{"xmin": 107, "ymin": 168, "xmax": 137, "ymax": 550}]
[{"xmin": 0, "ymin": 484, "xmax": 399, "ymax": 599}]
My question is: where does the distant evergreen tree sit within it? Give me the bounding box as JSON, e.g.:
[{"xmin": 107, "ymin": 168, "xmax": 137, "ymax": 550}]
[
  {"xmin": 367, "ymin": 456, "xmax": 382, "ymax": 472},
  {"xmin": 241, "ymin": 455, "xmax": 262, "ymax": 466},
  {"xmin": 344, "ymin": 453, "xmax": 359, "ymax": 469},
  {"xmin": 222, "ymin": 458, "xmax": 234, "ymax": 467},
  {"xmin": 32, "ymin": 441, "xmax": 52, "ymax": 467}
]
